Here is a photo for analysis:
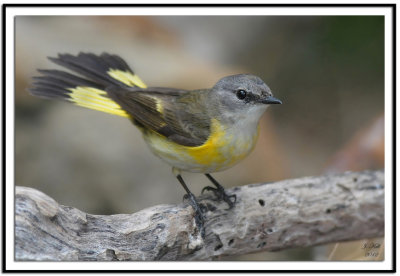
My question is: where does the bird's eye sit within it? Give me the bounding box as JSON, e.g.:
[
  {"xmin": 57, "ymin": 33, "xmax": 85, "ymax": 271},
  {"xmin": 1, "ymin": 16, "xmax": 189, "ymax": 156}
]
[{"xmin": 236, "ymin": 89, "xmax": 247, "ymax": 100}]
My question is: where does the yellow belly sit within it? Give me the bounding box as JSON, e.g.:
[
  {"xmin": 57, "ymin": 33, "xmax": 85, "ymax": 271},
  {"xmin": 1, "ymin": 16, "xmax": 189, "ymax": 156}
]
[{"xmin": 143, "ymin": 118, "xmax": 259, "ymax": 173}]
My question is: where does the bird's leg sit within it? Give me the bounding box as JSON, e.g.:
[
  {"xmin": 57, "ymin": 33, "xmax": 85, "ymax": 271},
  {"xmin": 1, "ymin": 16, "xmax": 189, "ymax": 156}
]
[
  {"xmin": 173, "ymin": 168, "xmax": 205, "ymax": 238},
  {"xmin": 202, "ymin": 173, "xmax": 236, "ymax": 209}
]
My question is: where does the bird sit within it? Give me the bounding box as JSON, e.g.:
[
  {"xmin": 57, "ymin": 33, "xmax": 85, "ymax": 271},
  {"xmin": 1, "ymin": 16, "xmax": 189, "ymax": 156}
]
[{"xmin": 29, "ymin": 52, "xmax": 282, "ymax": 237}]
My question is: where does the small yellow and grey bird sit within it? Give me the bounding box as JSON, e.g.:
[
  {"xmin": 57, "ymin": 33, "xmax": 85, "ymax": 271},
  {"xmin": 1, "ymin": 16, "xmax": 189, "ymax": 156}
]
[{"xmin": 29, "ymin": 52, "xmax": 282, "ymax": 237}]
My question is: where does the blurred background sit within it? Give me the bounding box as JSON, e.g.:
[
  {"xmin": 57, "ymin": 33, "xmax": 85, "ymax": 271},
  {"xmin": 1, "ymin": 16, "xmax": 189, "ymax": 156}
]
[{"xmin": 15, "ymin": 16, "xmax": 384, "ymax": 261}]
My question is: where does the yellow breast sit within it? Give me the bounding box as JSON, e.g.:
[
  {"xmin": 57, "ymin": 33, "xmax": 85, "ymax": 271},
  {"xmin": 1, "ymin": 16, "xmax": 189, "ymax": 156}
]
[{"xmin": 143, "ymin": 118, "xmax": 259, "ymax": 173}]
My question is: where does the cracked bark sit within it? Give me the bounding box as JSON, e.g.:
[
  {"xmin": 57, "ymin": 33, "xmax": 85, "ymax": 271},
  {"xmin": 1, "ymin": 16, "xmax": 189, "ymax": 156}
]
[{"xmin": 15, "ymin": 170, "xmax": 384, "ymax": 261}]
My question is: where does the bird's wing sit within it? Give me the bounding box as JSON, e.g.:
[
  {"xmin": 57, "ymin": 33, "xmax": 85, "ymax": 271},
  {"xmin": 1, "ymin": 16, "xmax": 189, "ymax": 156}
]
[{"xmin": 107, "ymin": 87, "xmax": 211, "ymax": 147}]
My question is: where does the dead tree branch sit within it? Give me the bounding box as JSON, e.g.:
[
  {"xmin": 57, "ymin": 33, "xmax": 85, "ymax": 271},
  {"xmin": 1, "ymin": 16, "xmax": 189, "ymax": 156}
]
[{"xmin": 15, "ymin": 170, "xmax": 384, "ymax": 261}]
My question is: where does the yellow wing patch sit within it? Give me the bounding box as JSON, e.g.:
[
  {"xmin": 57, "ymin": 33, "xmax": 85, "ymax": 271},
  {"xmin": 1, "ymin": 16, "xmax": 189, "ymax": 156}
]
[
  {"xmin": 154, "ymin": 97, "xmax": 164, "ymax": 114},
  {"xmin": 107, "ymin": 69, "xmax": 147, "ymax": 88},
  {"xmin": 68, "ymin": 86, "xmax": 130, "ymax": 118}
]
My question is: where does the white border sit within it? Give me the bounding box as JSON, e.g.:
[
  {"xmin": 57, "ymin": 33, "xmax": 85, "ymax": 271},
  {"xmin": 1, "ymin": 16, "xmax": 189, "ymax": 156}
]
[
  {"xmin": 5, "ymin": 4, "xmax": 394, "ymax": 271},
  {"xmin": 3, "ymin": 6, "xmax": 392, "ymax": 16}
]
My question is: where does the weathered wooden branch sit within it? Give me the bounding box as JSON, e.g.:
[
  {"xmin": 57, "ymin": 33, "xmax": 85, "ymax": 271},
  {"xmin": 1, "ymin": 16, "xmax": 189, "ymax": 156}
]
[{"xmin": 15, "ymin": 170, "xmax": 384, "ymax": 261}]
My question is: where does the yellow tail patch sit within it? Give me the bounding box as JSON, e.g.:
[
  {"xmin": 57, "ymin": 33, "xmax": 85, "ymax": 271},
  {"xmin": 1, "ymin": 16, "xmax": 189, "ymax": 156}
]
[
  {"xmin": 107, "ymin": 69, "xmax": 147, "ymax": 88},
  {"xmin": 68, "ymin": 86, "xmax": 130, "ymax": 118}
]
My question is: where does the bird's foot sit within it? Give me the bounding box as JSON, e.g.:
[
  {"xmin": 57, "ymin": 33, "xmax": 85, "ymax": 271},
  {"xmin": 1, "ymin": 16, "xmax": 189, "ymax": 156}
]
[{"xmin": 201, "ymin": 186, "xmax": 236, "ymax": 209}]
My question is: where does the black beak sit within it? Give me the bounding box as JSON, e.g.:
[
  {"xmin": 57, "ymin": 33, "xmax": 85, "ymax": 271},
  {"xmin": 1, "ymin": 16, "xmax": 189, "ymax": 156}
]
[{"xmin": 260, "ymin": 96, "xmax": 282, "ymax": 105}]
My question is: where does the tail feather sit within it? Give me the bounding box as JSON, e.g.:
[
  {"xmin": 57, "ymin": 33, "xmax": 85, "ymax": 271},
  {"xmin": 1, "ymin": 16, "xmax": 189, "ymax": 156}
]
[
  {"xmin": 30, "ymin": 69, "xmax": 103, "ymax": 100},
  {"xmin": 36, "ymin": 69, "xmax": 103, "ymax": 88},
  {"xmin": 48, "ymin": 52, "xmax": 146, "ymax": 88},
  {"xmin": 29, "ymin": 52, "xmax": 146, "ymax": 118},
  {"xmin": 48, "ymin": 53, "xmax": 116, "ymax": 87}
]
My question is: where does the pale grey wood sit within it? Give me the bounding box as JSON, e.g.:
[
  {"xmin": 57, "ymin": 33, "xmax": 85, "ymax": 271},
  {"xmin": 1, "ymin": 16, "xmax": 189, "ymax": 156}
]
[{"xmin": 15, "ymin": 170, "xmax": 384, "ymax": 261}]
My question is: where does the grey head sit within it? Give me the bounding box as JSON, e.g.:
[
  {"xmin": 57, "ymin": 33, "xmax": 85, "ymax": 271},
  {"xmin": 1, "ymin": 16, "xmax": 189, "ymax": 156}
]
[{"xmin": 208, "ymin": 74, "xmax": 281, "ymax": 124}]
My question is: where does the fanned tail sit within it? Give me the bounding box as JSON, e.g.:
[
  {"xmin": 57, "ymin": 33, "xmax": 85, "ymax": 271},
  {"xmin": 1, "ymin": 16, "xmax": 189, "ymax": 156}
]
[{"xmin": 29, "ymin": 52, "xmax": 147, "ymax": 118}]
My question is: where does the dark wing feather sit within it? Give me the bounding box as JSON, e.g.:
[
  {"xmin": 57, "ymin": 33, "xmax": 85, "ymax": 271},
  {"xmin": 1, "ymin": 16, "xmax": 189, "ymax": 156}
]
[{"xmin": 106, "ymin": 87, "xmax": 211, "ymax": 147}]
